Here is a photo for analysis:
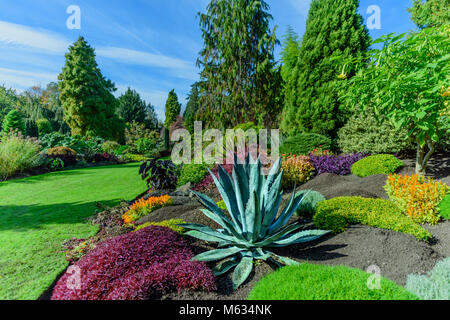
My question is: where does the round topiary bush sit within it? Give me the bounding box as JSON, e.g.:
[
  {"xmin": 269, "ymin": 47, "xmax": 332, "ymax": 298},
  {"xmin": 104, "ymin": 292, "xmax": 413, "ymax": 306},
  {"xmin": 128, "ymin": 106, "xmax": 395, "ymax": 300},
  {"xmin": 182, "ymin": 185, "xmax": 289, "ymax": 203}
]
[
  {"xmin": 280, "ymin": 133, "xmax": 332, "ymax": 156},
  {"xmin": 248, "ymin": 264, "xmax": 418, "ymax": 300},
  {"xmin": 295, "ymin": 190, "xmax": 326, "ymax": 216},
  {"xmin": 51, "ymin": 226, "xmax": 216, "ymax": 300},
  {"xmin": 352, "ymin": 154, "xmax": 404, "ymax": 177}
]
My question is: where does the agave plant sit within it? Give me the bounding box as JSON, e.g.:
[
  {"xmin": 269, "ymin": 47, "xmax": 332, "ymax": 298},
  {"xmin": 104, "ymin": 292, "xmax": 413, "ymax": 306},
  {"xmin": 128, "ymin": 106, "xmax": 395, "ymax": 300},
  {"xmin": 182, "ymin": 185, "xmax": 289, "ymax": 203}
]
[{"xmin": 182, "ymin": 154, "xmax": 329, "ymax": 290}]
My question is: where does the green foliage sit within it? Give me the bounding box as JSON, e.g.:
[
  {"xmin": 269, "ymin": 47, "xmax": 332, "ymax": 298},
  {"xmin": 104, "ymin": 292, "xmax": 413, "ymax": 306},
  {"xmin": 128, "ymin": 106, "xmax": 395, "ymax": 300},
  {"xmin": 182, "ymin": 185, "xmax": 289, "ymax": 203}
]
[
  {"xmin": 136, "ymin": 137, "xmax": 157, "ymax": 155},
  {"xmin": 0, "ymin": 131, "xmax": 43, "ymax": 180},
  {"xmin": 406, "ymin": 258, "xmax": 450, "ymax": 300},
  {"xmin": 117, "ymin": 87, "xmax": 147, "ymax": 124},
  {"xmin": 281, "ymin": 26, "xmax": 301, "ymax": 84},
  {"xmin": 216, "ymin": 200, "xmax": 227, "ymax": 211},
  {"xmin": 352, "ymin": 155, "xmax": 404, "ymax": 177},
  {"xmin": 345, "ymin": 26, "xmax": 450, "ymax": 175},
  {"xmin": 338, "ymin": 108, "xmax": 415, "ymax": 154},
  {"xmin": 294, "ymin": 190, "xmax": 326, "ymax": 217},
  {"xmin": 58, "ymin": 37, "xmax": 124, "ymax": 141},
  {"xmin": 125, "ymin": 121, "xmax": 159, "ymax": 150},
  {"xmin": 36, "ymin": 118, "xmax": 53, "ymax": 136},
  {"xmin": 313, "ymin": 197, "xmax": 432, "ymax": 241},
  {"xmin": 134, "ymin": 219, "xmax": 187, "ymax": 234},
  {"xmin": 280, "ymin": 133, "xmax": 332, "ymax": 156},
  {"xmin": 25, "ymin": 119, "xmax": 38, "ymax": 138},
  {"xmin": 164, "ymin": 89, "xmax": 181, "ymax": 128},
  {"xmin": 2, "ymin": 109, "xmax": 25, "ymax": 135},
  {"xmin": 0, "ymin": 86, "xmax": 18, "ymax": 126},
  {"xmin": 281, "ymin": 0, "xmax": 371, "ymax": 137},
  {"xmin": 184, "ymin": 82, "xmax": 200, "ymax": 133},
  {"xmin": 177, "ymin": 163, "xmax": 213, "ymax": 187},
  {"xmin": 196, "ymin": 0, "xmax": 282, "ymax": 129},
  {"xmin": 408, "ymin": 0, "xmax": 450, "ymax": 29},
  {"xmin": 101, "ymin": 141, "xmax": 120, "ymax": 154},
  {"xmin": 439, "ymin": 194, "xmax": 450, "ymax": 219},
  {"xmin": 182, "ymin": 155, "xmax": 329, "ymax": 290},
  {"xmin": 248, "ymin": 264, "xmax": 418, "ymax": 300}
]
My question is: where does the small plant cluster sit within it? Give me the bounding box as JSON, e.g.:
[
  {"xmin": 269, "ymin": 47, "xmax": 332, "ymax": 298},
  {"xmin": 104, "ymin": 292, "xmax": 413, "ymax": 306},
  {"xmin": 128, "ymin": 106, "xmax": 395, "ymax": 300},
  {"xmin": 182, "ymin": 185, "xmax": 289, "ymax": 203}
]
[
  {"xmin": 134, "ymin": 219, "xmax": 186, "ymax": 234},
  {"xmin": 406, "ymin": 258, "xmax": 450, "ymax": 300},
  {"xmin": 63, "ymin": 238, "xmax": 96, "ymax": 263},
  {"xmin": 177, "ymin": 163, "xmax": 213, "ymax": 187},
  {"xmin": 248, "ymin": 264, "xmax": 418, "ymax": 300},
  {"xmin": 280, "ymin": 133, "xmax": 332, "ymax": 156},
  {"xmin": 193, "ymin": 163, "xmax": 233, "ymax": 193},
  {"xmin": 51, "ymin": 226, "xmax": 217, "ymax": 300},
  {"xmin": 313, "ymin": 197, "xmax": 432, "ymax": 241},
  {"xmin": 93, "ymin": 152, "xmax": 119, "ymax": 163},
  {"xmin": 46, "ymin": 146, "xmax": 78, "ymax": 166},
  {"xmin": 139, "ymin": 158, "xmax": 179, "ymax": 191},
  {"xmin": 385, "ymin": 174, "xmax": 449, "ymax": 225},
  {"xmin": 122, "ymin": 195, "xmax": 173, "ymax": 224},
  {"xmin": 294, "ymin": 190, "xmax": 326, "ymax": 217},
  {"xmin": 281, "ymin": 155, "xmax": 315, "ymax": 189},
  {"xmin": 352, "ymin": 154, "xmax": 404, "ymax": 177},
  {"xmin": 309, "ymin": 153, "xmax": 368, "ymax": 176}
]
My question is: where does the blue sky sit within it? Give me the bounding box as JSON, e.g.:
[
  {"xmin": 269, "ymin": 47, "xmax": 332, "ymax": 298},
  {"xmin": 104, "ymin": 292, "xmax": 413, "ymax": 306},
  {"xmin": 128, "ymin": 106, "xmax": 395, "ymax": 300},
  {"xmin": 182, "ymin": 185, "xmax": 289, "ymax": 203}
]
[{"xmin": 0, "ymin": 0, "xmax": 418, "ymax": 120}]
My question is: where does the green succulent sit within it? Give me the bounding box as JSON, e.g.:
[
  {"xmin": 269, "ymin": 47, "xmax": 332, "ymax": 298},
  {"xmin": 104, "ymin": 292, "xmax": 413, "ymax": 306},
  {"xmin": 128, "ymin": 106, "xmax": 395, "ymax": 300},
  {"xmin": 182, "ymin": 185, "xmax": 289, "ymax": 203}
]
[{"xmin": 181, "ymin": 154, "xmax": 329, "ymax": 290}]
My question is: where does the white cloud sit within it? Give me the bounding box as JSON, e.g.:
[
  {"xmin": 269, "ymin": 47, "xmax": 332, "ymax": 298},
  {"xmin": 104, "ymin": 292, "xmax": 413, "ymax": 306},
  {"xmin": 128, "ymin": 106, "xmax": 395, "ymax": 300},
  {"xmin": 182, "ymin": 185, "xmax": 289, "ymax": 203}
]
[
  {"xmin": 0, "ymin": 20, "xmax": 70, "ymax": 54},
  {"xmin": 290, "ymin": 0, "xmax": 312, "ymax": 17},
  {"xmin": 0, "ymin": 67, "xmax": 57, "ymax": 89}
]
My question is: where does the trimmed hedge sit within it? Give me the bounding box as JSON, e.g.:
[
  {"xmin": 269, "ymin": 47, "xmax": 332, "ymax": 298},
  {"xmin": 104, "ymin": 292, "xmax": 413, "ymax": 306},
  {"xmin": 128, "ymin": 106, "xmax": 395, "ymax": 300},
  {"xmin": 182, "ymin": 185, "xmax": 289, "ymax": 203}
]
[
  {"xmin": 280, "ymin": 133, "xmax": 332, "ymax": 156},
  {"xmin": 313, "ymin": 197, "xmax": 432, "ymax": 241},
  {"xmin": 51, "ymin": 226, "xmax": 216, "ymax": 300},
  {"xmin": 295, "ymin": 190, "xmax": 326, "ymax": 217},
  {"xmin": 248, "ymin": 264, "xmax": 418, "ymax": 300},
  {"xmin": 352, "ymin": 154, "xmax": 404, "ymax": 177}
]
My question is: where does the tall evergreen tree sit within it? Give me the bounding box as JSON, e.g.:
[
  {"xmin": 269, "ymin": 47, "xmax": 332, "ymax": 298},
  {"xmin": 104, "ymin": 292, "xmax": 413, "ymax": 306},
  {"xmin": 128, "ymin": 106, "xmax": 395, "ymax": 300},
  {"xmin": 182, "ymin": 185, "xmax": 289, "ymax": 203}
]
[
  {"xmin": 117, "ymin": 88, "xmax": 147, "ymax": 124},
  {"xmin": 408, "ymin": 0, "xmax": 450, "ymax": 29},
  {"xmin": 2, "ymin": 109, "xmax": 25, "ymax": 135},
  {"xmin": 196, "ymin": 0, "xmax": 282, "ymax": 129},
  {"xmin": 145, "ymin": 103, "xmax": 159, "ymax": 131},
  {"xmin": 164, "ymin": 89, "xmax": 181, "ymax": 128},
  {"xmin": 281, "ymin": 26, "xmax": 301, "ymax": 84},
  {"xmin": 58, "ymin": 37, "xmax": 124, "ymax": 141},
  {"xmin": 281, "ymin": 0, "xmax": 371, "ymax": 137},
  {"xmin": 184, "ymin": 82, "xmax": 200, "ymax": 133}
]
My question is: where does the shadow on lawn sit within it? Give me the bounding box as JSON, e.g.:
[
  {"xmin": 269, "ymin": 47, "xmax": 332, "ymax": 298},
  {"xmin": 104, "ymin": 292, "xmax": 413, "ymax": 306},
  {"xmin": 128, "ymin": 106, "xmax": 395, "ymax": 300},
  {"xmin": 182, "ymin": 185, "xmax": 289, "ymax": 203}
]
[
  {"xmin": 0, "ymin": 199, "xmax": 123, "ymax": 232},
  {"xmin": 0, "ymin": 170, "xmax": 91, "ymax": 187}
]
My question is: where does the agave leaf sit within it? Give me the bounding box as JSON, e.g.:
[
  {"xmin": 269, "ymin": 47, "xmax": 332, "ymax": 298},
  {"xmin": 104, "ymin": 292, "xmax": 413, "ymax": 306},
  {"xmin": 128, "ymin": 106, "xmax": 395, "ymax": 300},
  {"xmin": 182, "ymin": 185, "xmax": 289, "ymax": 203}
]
[
  {"xmin": 232, "ymin": 256, "xmax": 254, "ymax": 290},
  {"xmin": 269, "ymin": 253, "xmax": 301, "ymax": 266},
  {"xmin": 254, "ymin": 223, "xmax": 303, "ymax": 247},
  {"xmin": 199, "ymin": 209, "xmax": 244, "ymax": 240},
  {"xmin": 184, "ymin": 230, "xmax": 227, "ymax": 243},
  {"xmin": 232, "ymin": 169, "xmax": 248, "ymax": 235},
  {"xmin": 248, "ymin": 156, "xmax": 262, "ymax": 195},
  {"xmin": 252, "ymin": 248, "xmax": 271, "ymax": 260},
  {"xmin": 260, "ymin": 172, "xmax": 283, "ymax": 234},
  {"xmin": 243, "ymin": 191, "xmax": 262, "ymax": 242},
  {"xmin": 268, "ymin": 189, "xmax": 309, "ymax": 234},
  {"xmin": 268, "ymin": 230, "xmax": 330, "ymax": 247},
  {"xmin": 181, "ymin": 223, "xmax": 239, "ymax": 243},
  {"xmin": 213, "ymin": 258, "xmax": 239, "ymax": 276},
  {"xmin": 192, "ymin": 247, "xmax": 244, "ymax": 262}
]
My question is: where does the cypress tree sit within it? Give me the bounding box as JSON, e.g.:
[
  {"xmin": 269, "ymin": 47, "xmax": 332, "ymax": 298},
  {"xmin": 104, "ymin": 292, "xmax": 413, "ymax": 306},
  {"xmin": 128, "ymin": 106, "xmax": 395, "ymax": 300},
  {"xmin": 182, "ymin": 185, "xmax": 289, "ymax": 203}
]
[
  {"xmin": 58, "ymin": 37, "xmax": 124, "ymax": 140},
  {"xmin": 281, "ymin": 0, "xmax": 371, "ymax": 138},
  {"xmin": 184, "ymin": 82, "xmax": 200, "ymax": 133},
  {"xmin": 164, "ymin": 89, "xmax": 181, "ymax": 128},
  {"xmin": 2, "ymin": 109, "xmax": 25, "ymax": 135},
  {"xmin": 196, "ymin": 0, "xmax": 282, "ymax": 129}
]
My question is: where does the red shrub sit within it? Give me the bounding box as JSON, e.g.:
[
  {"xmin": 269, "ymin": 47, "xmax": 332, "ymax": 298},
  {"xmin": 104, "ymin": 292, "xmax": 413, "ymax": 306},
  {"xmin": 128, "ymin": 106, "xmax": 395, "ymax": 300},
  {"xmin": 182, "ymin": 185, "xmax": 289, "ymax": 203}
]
[{"xmin": 51, "ymin": 226, "xmax": 216, "ymax": 300}]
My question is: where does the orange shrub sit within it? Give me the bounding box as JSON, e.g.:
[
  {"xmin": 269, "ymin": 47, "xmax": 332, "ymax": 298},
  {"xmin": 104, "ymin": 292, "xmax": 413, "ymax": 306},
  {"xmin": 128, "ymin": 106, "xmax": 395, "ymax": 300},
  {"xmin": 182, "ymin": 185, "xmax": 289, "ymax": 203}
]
[
  {"xmin": 281, "ymin": 155, "xmax": 315, "ymax": 189},
  {"xmin": 122, "ymin": 195, "xmax": 173, "ymax": 224},
  {"xmin": 385, "ymin": 174, "xmax": 449, "ymax": 225}
]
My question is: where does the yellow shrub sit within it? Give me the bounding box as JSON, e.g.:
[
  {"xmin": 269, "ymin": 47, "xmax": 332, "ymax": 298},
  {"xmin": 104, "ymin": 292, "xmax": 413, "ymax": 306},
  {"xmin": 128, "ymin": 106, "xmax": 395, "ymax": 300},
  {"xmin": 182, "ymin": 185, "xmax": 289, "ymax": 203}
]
[
  {"xmin": 46, "ymin": 146, "xmax": 77, "ymax": 156},
  {"xmin": 134, "ymin": 219, "xmax": 186, "ymax": 234},
  {"xmin": 281, "ymin": 155, "xmax": 314, "ymax": 189},
  {"xmin": 122, "ymin": 195, "xmax": 173, "ymax": 224},
  {"xmin": 385, "ymin": 174, "xmax": 449, "ymax": 225}
]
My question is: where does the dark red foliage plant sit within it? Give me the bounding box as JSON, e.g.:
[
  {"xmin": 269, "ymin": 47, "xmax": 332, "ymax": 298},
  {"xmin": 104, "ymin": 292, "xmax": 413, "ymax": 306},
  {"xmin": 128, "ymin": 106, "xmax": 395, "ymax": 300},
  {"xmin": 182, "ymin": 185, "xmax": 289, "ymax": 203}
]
[{"xmin": 51, "ymin": 226, "xmax": 216, "ymax": 300}]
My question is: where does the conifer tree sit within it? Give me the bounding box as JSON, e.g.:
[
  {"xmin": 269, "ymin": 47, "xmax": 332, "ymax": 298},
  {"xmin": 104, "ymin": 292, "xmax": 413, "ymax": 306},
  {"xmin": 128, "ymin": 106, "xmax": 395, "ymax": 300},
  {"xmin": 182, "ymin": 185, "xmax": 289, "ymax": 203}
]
[
  {"xmin": 184, "ymin": 82, "xmax": 200, "ymax": 133},
  {"xmin": 196, "ymin": 0, "xmax": 282, "ymax": 129},
  {"xmin": 281, "ymin": 0, "xmax": 371, "ymax": 137},
  {"xmin": 164, "ymin": 89, "xmax": 181, "ymax": 128},
  {"xmin": 58, "ymin": 37, "xmax": 124, "ymax": 141},
  {"xmin": 117, "ymin": 88, "xmax": 147, "ymax": 124},
  {"xmin": 2, "ymin": 109, "xmax": 25, "ymax": 135},
  {"xmin": 408, "ymin": 0, "xmax": 450, "ymax": 29}
]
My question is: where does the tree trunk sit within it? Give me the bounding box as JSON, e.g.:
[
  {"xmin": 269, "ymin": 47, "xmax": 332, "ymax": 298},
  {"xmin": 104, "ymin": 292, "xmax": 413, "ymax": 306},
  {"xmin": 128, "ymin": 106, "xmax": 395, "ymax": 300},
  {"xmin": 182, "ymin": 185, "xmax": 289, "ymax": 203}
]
[{"xmin": 415, "ymin": 140, "xmax": 436, "ymax": 176}]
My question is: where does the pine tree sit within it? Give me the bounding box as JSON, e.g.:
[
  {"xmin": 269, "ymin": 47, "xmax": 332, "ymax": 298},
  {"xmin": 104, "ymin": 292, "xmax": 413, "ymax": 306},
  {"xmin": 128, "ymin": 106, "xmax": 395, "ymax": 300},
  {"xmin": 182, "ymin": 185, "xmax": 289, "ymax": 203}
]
[
  {"xmin": 408, "ymin": 0, "xmax": 450, "ymax": 29},
  {"xmin": 184, "ymin": 82, "xmax": 200, "ymax": 133},
  {"xmin": 145, "ymin": 103, "xmax": 159, "ymax": 131},
  {"xmin": 117, "ymin": 88, "xmax": 147, "ymax": 124},
  {"xmin": 281, "ymin": 26, "xmax": 301, "ymax": 83},
  {"xmin": 281, "ymin": 0, "xmax": 371, "ymax": 138},
  {"xmin": 164, "ymin": 89, "xmax": 181, "ymax": 128},
  {"xmin": 2, "ymin": 109, "xmax": 25, "ymax": 135},
  {"xmin": 58, "ymin": 37, "xmax": 124, "ymax": 141},
  {"xmin": 196, "ymin": 0, "xmax": 282, "ymax": 129}
]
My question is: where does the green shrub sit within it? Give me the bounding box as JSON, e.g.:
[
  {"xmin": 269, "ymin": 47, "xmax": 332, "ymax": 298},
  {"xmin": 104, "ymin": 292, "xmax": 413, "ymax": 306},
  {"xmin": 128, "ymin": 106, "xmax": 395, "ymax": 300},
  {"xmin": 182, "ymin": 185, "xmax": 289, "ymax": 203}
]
[
  {"xmin": 2, "ymin": 110, "xmax": 25, "ymax": 135},
  {"xmin": 177, "ymin": 163, "xmax": 213, "ymax": 187},
  {"xmin": 134, "ymin": 219, "xmax": 186, "ymax": 234},
  {"xmin": 438, "ymin": 194, "xmax": 450, "ymax": 220},
  {"xmin": 136, "ymin": 137, "xmax": 157, "ymax": 155},
  {"xmin": 0, "ymin": 132, "xmax": 43, "ymax": 180},
  {"xmin": 248, "ymin": 264, "xmax": 418, "ymax": 300},
  {"xmin": 338, "ymin": 108, "xmax": 414, "ymax": 154},
  {"xmin": 25, "ymin": 119, "xmax": 38, "ymax": 138},
  {"xmin": 352, "ymin": 154, "xmax": 404, "ymax": 177},
  {"xmin": 406, "ymin": 258, "xmax": 450, "ymax": 300},
  {"xmin": 295, "ymin": 190, "xmax": 326, "ymax": 217},
  {"xmin": 280, "ymin": 133, "xmax": 332, "ymax": 156},
  {"xmin": 101, "ymin": 141, "xmax": 120, "ymax": 154},
  {"xmin": 36, "ymin": 119, "xmax": 53, "ymax": 136},
  {"xmin": 313, "ymin": 197, "xmax": 432, "ymax": 241}
]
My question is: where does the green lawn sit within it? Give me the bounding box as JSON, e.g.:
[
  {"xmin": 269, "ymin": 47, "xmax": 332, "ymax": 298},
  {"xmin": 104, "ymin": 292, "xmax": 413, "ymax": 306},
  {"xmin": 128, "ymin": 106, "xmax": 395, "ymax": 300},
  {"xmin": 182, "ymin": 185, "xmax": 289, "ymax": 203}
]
[{"xmin": 0, "ymin": 163, "xmax": 147, "ymax": 300}]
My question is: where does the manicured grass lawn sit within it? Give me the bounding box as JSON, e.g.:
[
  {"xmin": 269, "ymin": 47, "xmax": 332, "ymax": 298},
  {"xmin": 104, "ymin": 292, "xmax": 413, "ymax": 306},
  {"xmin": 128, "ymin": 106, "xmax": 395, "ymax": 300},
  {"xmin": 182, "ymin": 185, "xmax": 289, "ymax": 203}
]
[
  {"xmin": 0, "ymin": 163, "xmax": 147, "ymax": 300},
  {"xmin": 439, "ymin": 194, "xmax": 450, "ymax": 220}
]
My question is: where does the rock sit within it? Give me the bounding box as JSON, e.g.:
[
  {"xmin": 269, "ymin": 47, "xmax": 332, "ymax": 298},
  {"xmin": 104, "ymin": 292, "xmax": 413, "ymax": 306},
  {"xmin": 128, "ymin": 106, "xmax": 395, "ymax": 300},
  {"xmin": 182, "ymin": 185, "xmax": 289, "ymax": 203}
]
[{"xmin": 172, "ymin": 183, "xmax": 194, "ymax": 198}]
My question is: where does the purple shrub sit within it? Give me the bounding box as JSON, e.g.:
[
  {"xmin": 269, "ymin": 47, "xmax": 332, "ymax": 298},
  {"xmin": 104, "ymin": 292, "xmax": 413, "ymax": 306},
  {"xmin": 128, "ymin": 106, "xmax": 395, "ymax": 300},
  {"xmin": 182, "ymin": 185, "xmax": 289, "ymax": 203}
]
[
  {"xmin": 93, "ymin": 152, "xmax": 119, "ymax": 163},
  {"xmin": 51, "ymin": 226, "xmax": 216, "ymax": 300},
  {"xmin": 193, "ymin": 164, "xmax": 233, "ymax": 192},
  {"xmin": 309, "ymin": 153, "xmax": 369, "ymax": 176}
]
